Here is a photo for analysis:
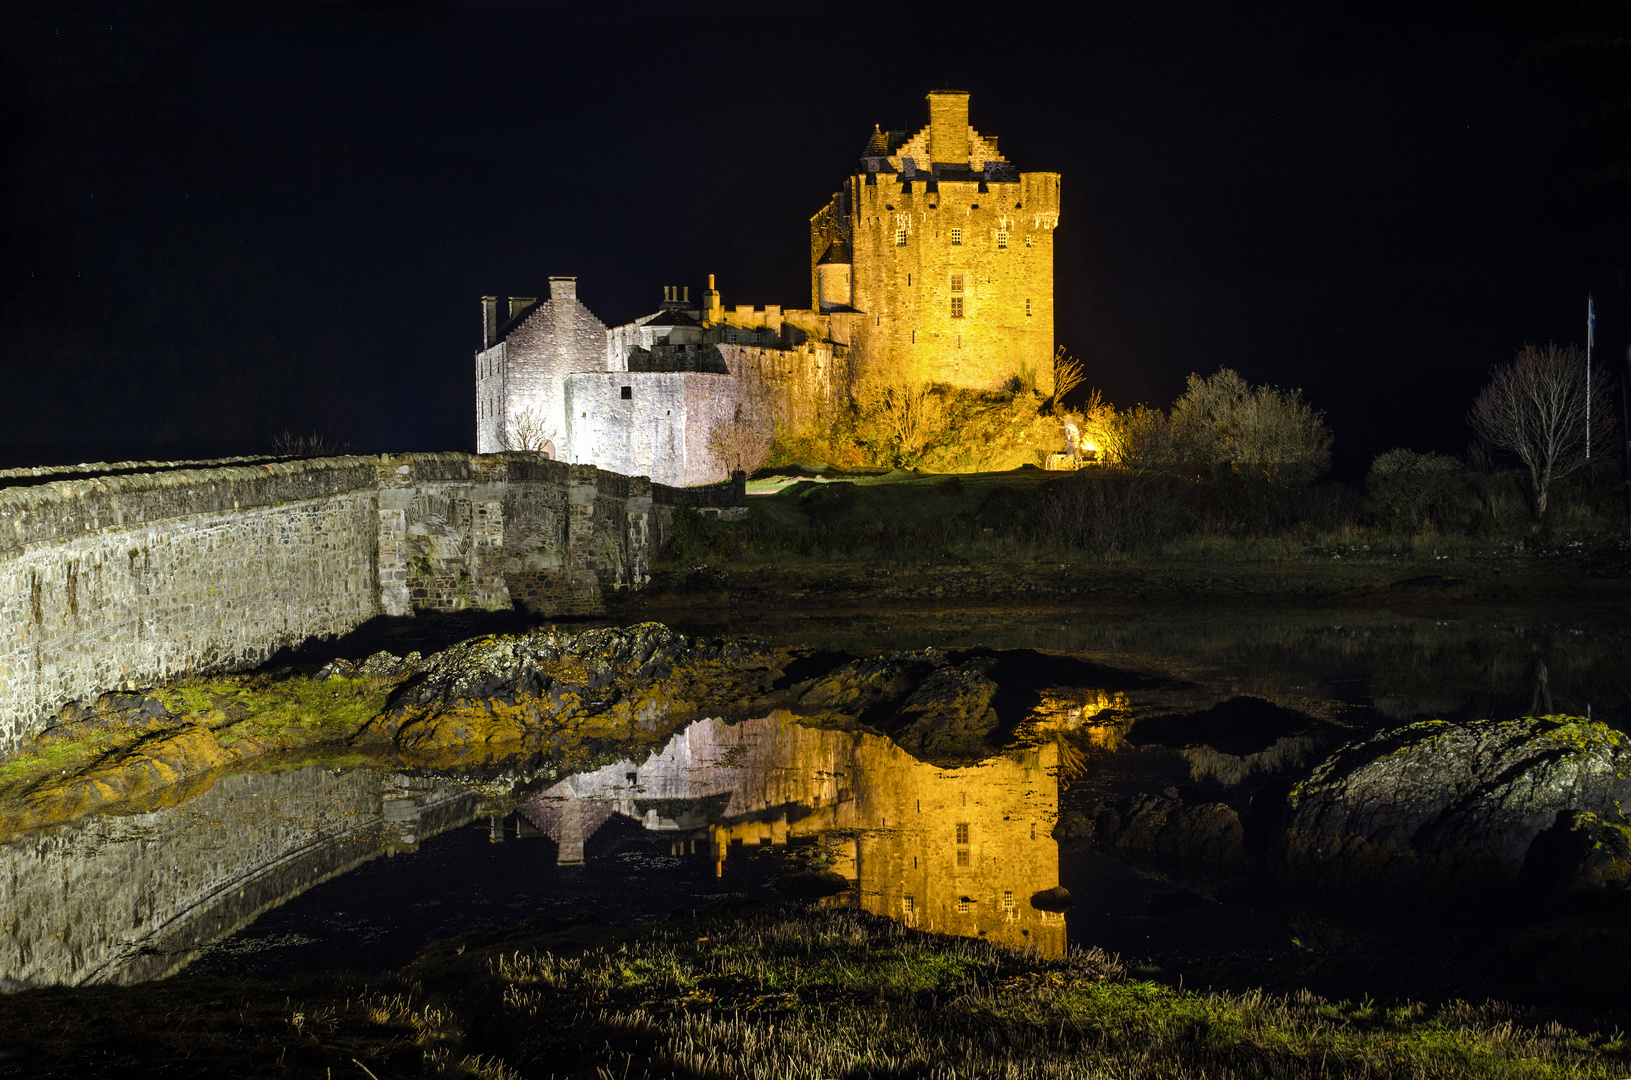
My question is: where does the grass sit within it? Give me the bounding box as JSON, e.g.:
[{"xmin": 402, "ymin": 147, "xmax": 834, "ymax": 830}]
[{"xmin": 2, "ymin": 907, "xmax": 1624, "ymax": 1079}]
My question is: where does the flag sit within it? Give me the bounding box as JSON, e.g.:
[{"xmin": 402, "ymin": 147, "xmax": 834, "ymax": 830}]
[{"xmin": 1588, "ymin": 294, "xmax": 1595, "ymax": 349}]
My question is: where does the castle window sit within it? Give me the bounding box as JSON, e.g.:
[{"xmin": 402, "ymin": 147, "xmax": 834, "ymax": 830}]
[
  {"xmin": 997, "ymin": 229, "xmax": 1009, "ymax": 248},
  {"xmin": 1025, "ymin": 234, "xmax": 1032, "ymax": 248},
  {"xmin": 956, "ymin": 897, "xmax": 971, "ymax": 912},
  {"xmin": 950, "ymin": 227, "xmax": 963, "ymax": 245},
  {"xmin": 955, "ymin": 823, "xmax": 970, "ymax": 844},
  {"xmin": 957, "ymin": 850, "xmax": 971, "ymax": 867},
  {"xmin": 896, "ymin": 227, "xmax": 907, "ymax": 246},
  {"xmin": 1026, "ymin": 298, "xmax": 1032, "ymax": 317},
  {"xmin": 903, "ymin": 895, "xmax": 915, "ymax": 914},
  {"xmin": 950, "ymin": 274, "xmax": 963, "ymax": 293},
  {"xmin": 1003, "ymin": 890, "xmax": 1015, "ymax": 910},
  {"xmin": 950, "ymin": 297, "xmax": 964, "ymax": 318},
  {"xmin": 726, "ymin": 330, "xmax": 736, "ymax": 343},
  {"xmin": 621, "ymin": 386, "xmax": 632, "ymax": 400}
]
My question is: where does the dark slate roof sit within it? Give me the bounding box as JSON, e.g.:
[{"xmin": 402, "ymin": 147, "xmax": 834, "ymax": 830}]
[
  {"xmin": 644, "ymin": 307, "xmax": 703, "ymax": 327},
  {"xmin": 862, "ymin": 123, "xmax": 890, "ymax": 157},
  {"xmin": 818, "ymin": 239, "xmax": 852, "ymax": 265}
]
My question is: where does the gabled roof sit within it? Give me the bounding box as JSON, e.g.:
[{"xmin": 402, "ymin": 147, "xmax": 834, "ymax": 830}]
[{"xmin": 644, "ymin": 307, "xmax": 702, "ymax": 328}]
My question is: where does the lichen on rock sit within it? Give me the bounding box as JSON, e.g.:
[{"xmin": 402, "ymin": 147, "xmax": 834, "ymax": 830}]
[
  {"xmin": 358, "ymin": 623, "xmax": 787, "ymax": 767},
  {"xmin": 1284, "ymin": 715, "xmax": 1631, "ymax": 906}
]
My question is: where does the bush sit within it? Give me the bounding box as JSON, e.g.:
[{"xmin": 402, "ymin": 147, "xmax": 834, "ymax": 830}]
[{"xmin": 1366, "ymin": 449, "xmax": 1477, "ymax": 532}]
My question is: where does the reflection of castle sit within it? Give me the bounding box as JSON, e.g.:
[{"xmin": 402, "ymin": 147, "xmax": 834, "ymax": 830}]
[
  {"xmin": 518, "ymin": 713, "xmax": 1066, "ymax": 957},
  {"xmin": 475, "ymin": 91, "xmax": 1061, "ymax": 487}
]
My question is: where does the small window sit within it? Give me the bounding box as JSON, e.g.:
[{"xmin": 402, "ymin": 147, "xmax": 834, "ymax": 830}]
[
  {"xmin": 956, "ymin": 849, "xmax": 971, "ymax": 867},
  {"xmin": 950, "ymin": 274, "xmax": 964, "ymax": 293},
  {"xmin": 907, "ymin": 273, "xmax": 912, "ymax": 286},
  {"xmin": 725, "ymin": 330, "xmax": 736, "ymax": 343},
  {"xmin": 997, "ymin": 229, "xmax": 1009, "ymax": 248},
  {"xmin": 1025, "ymin": 234, "xmax": 1032, "ymax": 248},
  {"xmin": 620, "ymin": 386, "xmax": 632, "ymax": 400},
  {"xmin": 955, "ymin": 823, "xmax": 970, "ymax": 844},
  {"xmin": 903, "ymin": 895, "xmax": 915, "ymax": 914},
  {"xmin": 1003, "ymin": 890, "xmax": 1015, "ymax": 910},
  {"xmin": 956, "ymin": 897, "xmax": 971, "ymax": 913},
  {"xmin": 1025, "ymin": 298, "xmax": 1032, "ymax": 317},
  {"xmin": 896, "ymin": 227, "xmax": 908, "ymax": 246},
  {"xmin": 950, "ymin": 297, "xmax": 964, "ymax": 318},
  {"xmin": 950, "ymin": 227, "xmax": 963, "ymax": 245}
]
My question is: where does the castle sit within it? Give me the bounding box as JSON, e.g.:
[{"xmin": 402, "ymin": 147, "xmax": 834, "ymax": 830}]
[{"xmin": 475, "ymin": 90, "xmax": 1061, "ymax": 486}]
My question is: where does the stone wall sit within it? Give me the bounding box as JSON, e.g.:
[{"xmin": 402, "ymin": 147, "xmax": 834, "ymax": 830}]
[
  {"xmin": 0, "ymin": 765, "xmax": 478, "ymax": 986},
  {"xmin": 0, "ymin": 453, "xmax": 742, "ymax": 756}
]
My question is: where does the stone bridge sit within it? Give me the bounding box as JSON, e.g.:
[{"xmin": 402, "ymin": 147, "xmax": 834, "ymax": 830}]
[{"xmin": 0, "ymin": 452, "xmax": 744, "ymax": 756}]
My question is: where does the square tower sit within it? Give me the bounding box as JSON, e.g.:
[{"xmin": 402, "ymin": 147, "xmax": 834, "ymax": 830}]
[{"xmin": 812, "ymin": 92, "xmax": 1060, "ymax": 394}]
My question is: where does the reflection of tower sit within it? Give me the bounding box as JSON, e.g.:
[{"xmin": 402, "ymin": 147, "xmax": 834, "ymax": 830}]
[
  {"xmin": 518, "ymin": 786, "xmax": 616, "ymax": 865},
  {"xmin": 516, "ymin": 712, "xmax": 1068, "ymax": 956}
]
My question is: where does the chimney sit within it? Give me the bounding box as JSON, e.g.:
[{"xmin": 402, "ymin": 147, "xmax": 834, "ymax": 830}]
[
  {"xmin": 549, "ymin": 276, "xmax": 577, "ymax": 301},
  {"xmin": 509, "ymin": 296, "xmax": 536, "ymax": 320},
  {"xmin": 926, "ymin": 89, "xmax": 970, "ymax": 168},
  {"xmin": 703, "ymin": 273, "xmax": 722, "ymax": 324},
  {"xmin": 482, "ymin": 296, "xmax": 500, "ymax": 348}
]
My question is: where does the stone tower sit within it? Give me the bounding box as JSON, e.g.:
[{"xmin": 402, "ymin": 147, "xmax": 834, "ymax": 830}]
[{"xmin": 811, "ymin": 91, "xmax": 1061, "ymax": 394}]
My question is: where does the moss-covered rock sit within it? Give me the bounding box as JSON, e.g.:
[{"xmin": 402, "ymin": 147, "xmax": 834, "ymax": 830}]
[
  {"xmin": 1284, "ymin": 715, "xmax": 1631, "ymax": 907},
  {"xmin": 359, "ymin": 623, "xmax": 788, "ymax": 768}
]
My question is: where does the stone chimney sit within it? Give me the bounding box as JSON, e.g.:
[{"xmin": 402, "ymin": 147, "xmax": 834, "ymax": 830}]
[
  {"xmin": 482, "ymin": 296, "xmax": 500, "ymax": 348},
  {"xmin": 927, "ymin": 89, "xmax": 970, "ymax": 168},
  {"xmin": 703, "ymin": 273, "xmax": 723, "ymax": 324},
  {"xmin": 549, "ymin": 276, "xmax": 577, "ymax": 301},
  {"xmin": 508, "ymin": 296, "xmax": 536, "ymax": 320}
]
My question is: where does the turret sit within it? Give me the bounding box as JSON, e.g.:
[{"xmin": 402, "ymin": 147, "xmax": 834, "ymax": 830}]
[{"xmin": 816, "ymin": 241, "xmax": 853, "ymax": 313}]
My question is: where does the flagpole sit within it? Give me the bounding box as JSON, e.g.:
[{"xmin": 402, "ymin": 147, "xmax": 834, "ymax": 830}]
[{"xmin": 1586, "ymin": 294, "xmax": 1594, "ymax": 458}]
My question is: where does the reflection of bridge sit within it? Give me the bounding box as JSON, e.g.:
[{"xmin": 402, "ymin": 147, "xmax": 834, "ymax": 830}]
[
  {"xmin": 519, "ymin": 713, "xmax": 1067, "ymax": 956},
  {"xmin": 0, "ymin": 768, "xmax": 478, "ymax": 987}
]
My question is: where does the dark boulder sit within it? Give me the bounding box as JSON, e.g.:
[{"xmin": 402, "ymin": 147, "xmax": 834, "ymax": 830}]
[{"xmin": 1284, "ymin": 716, "xmax": 1631, "ymax": 907}]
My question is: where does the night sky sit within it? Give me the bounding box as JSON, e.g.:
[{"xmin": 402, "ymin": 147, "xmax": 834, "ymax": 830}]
[{"xmin": 2, "ymin": 0, "xmax": 1627, "ymax": 478}]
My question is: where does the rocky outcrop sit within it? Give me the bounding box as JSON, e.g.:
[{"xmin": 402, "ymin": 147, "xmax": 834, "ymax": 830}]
[
  {"xmin": 1285, "ymin": 715, "xmax": 1631, "ymax": 906},
  {"xmin": 359, "ymin": 623, "xmax": 786, "ymax": 766},
  {"xmin": 1089, "ymin": 790, "xmax": 1248, "ymax": 872},
  {"xmin": 792, "ymin": 651, "xmax": 1002, "ymax": 765}
]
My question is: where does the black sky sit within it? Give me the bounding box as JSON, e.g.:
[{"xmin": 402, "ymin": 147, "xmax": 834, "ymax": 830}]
[{"xmin": 2, "ymin": 0, "xmax": 1626, "ymax": 477}]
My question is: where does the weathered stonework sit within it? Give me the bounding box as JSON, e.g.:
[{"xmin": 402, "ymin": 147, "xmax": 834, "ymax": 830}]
[
  {"xmin": 477, "ymin": 90, "xmax": 1055, "ymax": 482},
  {"xmin": 0, "ymin": 765, "xmax": 477, "ymax": 986},
  {"xmin": 0, "ymin": 454, "xmax": 740, "ymax": 756}
]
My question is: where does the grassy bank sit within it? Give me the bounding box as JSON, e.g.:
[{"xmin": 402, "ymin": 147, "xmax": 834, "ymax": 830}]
[
  {"xmin": 2, "ymin": 907, "xmax": 1624, "ymax": 1079},
  {"xmin": 646, "ymin": 466, "xmax": 1630, "ymax": 607}
]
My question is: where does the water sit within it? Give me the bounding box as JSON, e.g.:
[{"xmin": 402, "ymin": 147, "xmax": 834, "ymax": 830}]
[{"xmin": 4, "ymin": 606, "xmax": 1628, "ymax": 990}]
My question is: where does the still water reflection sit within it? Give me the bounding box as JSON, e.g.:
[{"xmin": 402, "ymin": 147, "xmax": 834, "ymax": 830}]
[
  {"xmin": 0, "ymin": 714, "xmax": 1072, "ymax": 987},
  {"xmin": 520, "ymin": 714, "xmax": 1067, "ymax": 957}
]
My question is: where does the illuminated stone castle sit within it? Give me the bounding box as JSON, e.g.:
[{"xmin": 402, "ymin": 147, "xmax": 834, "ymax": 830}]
[{"xmin": 475, "ymin": 91, "xmax": 1060, "ymax": 486}]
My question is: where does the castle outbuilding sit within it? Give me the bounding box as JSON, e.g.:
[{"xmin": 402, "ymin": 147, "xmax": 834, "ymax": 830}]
[{"xmin": 475, "ymin": 91, "xmax": 1059, "ymax": 486}]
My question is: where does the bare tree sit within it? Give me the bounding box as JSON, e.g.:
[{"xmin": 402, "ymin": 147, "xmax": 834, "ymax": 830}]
[
  {"xmin": 1052, "ymin": 346, "xmax": 1085, "ymax": 404},
  {"xmin": 273, "ymin": 429, "xmax": 348, "ymax": 457},
  {"xmin": 500, "ymin": 407, "xmax": 557, "ymax": 455},
  {"xmin": 854, "ymin": 376, "xmax": 948, "ymax": 466},
  {"xmin": 709, "ymin": 401, "xmax": 775, "ymax": 475},
  {"xmin": 1469, "ymin": 342, "xmax": 1615, "ymax": 521}
]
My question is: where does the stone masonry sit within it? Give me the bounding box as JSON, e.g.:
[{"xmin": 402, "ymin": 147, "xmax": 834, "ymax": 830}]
[{"xmin": 0, "ymin": 453, "xmax": 742, "ymax": 757}]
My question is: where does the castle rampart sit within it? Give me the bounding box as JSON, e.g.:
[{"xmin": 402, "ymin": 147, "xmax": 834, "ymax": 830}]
[{"xmin": 0, "ymin": 454, "xmax": 741, "ymax": 757}]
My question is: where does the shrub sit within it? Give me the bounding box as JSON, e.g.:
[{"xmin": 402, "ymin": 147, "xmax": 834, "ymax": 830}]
[{"xmin": 1366, "ymin": 449, "xmax": 1477, "ymax": 532}]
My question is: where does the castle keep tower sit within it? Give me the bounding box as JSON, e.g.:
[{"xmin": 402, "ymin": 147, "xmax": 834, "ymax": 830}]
[{"xmin": 811, "ymin": 91, "xmax": 1060, "ymax": 394}]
